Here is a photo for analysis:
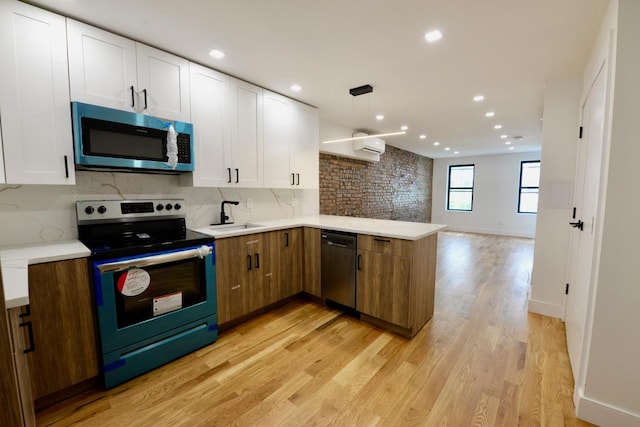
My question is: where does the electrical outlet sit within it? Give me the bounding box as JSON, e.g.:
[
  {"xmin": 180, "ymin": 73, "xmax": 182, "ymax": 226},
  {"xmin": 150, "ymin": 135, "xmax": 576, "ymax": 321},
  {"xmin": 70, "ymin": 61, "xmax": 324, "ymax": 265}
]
[
  {"xmin": 246, "ymin": 198, "xmax": 253, "ymax": 209},
  {"xmin": 290, "ymin": 197, "xmax": 298, "ymax": 207}
]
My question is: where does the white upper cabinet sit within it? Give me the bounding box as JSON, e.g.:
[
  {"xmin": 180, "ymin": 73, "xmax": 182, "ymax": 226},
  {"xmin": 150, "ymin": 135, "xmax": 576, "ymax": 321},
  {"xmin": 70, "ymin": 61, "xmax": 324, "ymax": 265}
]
[
  {"xmin": 183, "ymin": 63, "xmax": 263, "ymax": 188},
  {"xmin": 228, "ymin": 79, "xmax": 263, "ymax": 187},
  {"xmin": 263, "ymin": 91, "xmax": 319, "ymax": 189},
  {"xmin": 0, "ymin": 1, "xmax": 75, "ymax": 185},
  {"xmin": 135, "ymin": 44, "xmax": 190, "ymax": 122},
  {"xmin": 67, "ymin": 20, "xmax": 190, "ymax": 122}
]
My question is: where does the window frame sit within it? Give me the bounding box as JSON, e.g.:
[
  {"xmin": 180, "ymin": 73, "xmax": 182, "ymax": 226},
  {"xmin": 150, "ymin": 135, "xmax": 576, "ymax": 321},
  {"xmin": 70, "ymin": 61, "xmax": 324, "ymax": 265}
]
[
  {"xmin": 517, "ymin": 160, "xmax": 540, "ymax": 214},
  {"xmin": 447, "ymin": 164, "xmax": 475, "ymax": 212}
]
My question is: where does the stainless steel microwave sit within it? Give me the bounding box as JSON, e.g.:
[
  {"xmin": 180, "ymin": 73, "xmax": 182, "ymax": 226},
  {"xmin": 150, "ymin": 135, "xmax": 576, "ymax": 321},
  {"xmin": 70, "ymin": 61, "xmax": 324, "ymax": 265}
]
[{"xmin": 71, "ymin": 102, "xmax": 195, "ymax": 173}]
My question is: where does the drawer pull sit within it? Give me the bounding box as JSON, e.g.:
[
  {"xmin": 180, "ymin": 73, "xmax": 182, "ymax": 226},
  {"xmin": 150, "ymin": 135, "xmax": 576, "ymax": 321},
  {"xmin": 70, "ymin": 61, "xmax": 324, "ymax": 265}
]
[
  {"xmin": 357, "ymin": 254, "xmax": 362, "ymax": 270},
  {"xmin": 373, "ymin": 238, "xmax": 391, "ymax": 243},
  {"xmin": 20, "ymin": 321, "xmax": 35, "ymax": 353},
  {"xmin": 247, "ymin": 254, "xmax": 252, "ymax": 271},
  {"xmin": 231, "ymin": 285, "xmax": 241, "ymax": 290}
]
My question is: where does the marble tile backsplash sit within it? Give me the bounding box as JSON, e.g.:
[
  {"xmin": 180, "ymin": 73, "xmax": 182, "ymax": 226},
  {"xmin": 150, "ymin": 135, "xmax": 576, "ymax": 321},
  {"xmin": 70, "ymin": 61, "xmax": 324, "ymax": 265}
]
[{"xmin": 0, "ymin": 171, "xmax": 319, "ymax": 247}]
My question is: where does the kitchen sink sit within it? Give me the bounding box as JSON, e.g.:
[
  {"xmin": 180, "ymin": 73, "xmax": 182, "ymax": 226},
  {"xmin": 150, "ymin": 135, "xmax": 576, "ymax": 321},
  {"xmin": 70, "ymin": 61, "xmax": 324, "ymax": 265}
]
[{"xmin": 208, "ymin": 223, "xmax": 264, "ymax": 232}]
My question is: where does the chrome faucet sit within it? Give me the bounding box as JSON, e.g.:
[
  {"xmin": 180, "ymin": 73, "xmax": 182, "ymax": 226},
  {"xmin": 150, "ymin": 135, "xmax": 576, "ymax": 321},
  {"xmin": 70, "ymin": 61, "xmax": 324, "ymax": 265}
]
[{"xmin": 220, "ymin": 200, "xmax": 239, "ymax": 224}]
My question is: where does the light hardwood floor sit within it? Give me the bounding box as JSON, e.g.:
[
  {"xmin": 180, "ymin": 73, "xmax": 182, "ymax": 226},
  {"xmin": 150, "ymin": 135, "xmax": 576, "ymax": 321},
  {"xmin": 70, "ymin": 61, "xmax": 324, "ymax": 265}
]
[{"xmin": 37, "ymin": 232, "xmax": 593, "ymax": 426}]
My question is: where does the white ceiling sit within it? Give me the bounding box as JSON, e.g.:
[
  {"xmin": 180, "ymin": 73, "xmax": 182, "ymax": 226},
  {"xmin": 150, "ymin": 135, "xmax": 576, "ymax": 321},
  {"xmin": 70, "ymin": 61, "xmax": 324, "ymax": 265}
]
[{"xmin": 28, "ymin": 0, "xmax": 608, "ymax": 159}]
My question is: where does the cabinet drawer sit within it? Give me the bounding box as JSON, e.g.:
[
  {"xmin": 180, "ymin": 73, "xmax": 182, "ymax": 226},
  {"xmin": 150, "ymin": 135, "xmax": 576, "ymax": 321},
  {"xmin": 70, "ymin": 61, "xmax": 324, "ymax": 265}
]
[
  {"xmin": 357, "ymin": 234, "xmax": 413, "ymax": 257},
  {"xmin": 215, "ymin": 232, "xmax": 266, "ymax": 255}
]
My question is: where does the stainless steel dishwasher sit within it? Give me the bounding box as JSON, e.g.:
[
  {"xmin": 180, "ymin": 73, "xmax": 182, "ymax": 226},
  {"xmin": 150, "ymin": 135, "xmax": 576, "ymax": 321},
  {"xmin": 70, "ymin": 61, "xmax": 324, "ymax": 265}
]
[{"xmin": 321, "ymin": 230, "xmax": 357, "ymax": 309}]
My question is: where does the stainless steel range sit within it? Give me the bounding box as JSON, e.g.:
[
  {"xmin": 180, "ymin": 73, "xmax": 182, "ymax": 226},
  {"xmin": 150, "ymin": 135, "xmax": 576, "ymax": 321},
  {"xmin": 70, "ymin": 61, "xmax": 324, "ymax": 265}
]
[{"xmin": 76, "ymin": 199, "xmax": 217, "ymax": 389}]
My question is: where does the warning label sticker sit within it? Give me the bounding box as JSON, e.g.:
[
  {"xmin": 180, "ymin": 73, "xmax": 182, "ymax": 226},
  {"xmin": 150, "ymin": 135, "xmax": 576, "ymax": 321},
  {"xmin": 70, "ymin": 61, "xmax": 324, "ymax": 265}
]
[
  {"xmin": 153, "ymin": 292, "xmax": 183, "ymax": 316},
  {"xmin": 117, "ymin": 269, "xmax": 150, "ymax": 296}
]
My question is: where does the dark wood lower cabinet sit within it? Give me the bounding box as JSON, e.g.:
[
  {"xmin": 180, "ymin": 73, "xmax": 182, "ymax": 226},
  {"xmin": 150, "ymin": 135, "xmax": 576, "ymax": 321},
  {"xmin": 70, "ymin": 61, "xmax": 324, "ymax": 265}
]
[
  {"xmin": 302, "ymin": 227, "xmax": 321, "ymax": 297},
  {"xmin": 26, "ymin": 258, "xmax": 99, "ymax": 401},
  {"xmin": 278, "ymin": 228, "xmax": 303, "ymax": 299}
]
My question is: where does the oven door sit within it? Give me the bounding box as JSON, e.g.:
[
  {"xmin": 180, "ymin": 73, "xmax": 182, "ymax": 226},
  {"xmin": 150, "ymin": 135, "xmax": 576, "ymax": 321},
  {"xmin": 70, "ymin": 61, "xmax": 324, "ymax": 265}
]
[{"xmin": 91, "ymin": 244, "xmax": 216, "ymax": 355}]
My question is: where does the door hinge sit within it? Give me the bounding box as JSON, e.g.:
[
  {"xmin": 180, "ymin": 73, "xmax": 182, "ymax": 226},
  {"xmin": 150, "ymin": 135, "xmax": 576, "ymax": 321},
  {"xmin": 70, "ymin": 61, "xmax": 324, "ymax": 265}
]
[
  {"xmin": 579, "ymin": 126, "xmax": 583, "ymax": 139},
  {"xmin": 565, "ymin": 283, "xmax": 570, "ymax": 295}
]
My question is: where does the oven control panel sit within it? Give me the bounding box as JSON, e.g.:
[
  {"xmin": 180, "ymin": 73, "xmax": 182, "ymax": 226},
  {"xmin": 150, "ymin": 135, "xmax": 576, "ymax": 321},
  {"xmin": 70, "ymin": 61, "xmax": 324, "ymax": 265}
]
[{"xmin": 76, "ymin": 199, "xmax": 185, "ymax": 223}]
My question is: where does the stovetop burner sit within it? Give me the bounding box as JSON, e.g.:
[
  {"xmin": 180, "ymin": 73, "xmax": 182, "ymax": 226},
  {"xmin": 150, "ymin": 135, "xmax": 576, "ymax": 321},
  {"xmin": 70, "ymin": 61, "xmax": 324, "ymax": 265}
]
[{"xmin": 76, "ymin": 199, "xmax": 213, "ymax": 259}]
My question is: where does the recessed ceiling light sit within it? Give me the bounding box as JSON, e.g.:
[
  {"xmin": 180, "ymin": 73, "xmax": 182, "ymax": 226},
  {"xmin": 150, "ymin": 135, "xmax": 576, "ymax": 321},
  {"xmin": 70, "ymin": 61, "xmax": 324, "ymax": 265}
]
[
  {"xmin": 508, "ymin": 146, "xmax": 515, "ymax": 150},
  {"xmin": 444, "ymin": 147, "xmax": 451, "ymax": 151},
  {"xmin": 485, "ymin": 111, "xmax": 495, "ymax": 117},
  {"xmin": 376, "ymin": 114, "xmax": 384, "ymax": 121},
  {"xmin": 473, "ymin": 95, "xmax": 484, "ymax": 102},
  {"xmin": 424, "ymin": 30, "xmax": 443, "ymax": 43},
  {"xmin": 400, "ymin": 125, "xmax": 408, "ymax": 131},
  {"xmin": 454, "ymin": 151, "xmax": 460, "ymax": 154},
  {"xmin": 500, "ymin": 134, "xmax": 508, "ymax": 139},
  {"xmin": 419, "ymin": 134, "xmax": 427, "ymax": 139},
  {"xmin": 433, "ymin": 141, "xmax": 440, "ymax": 146},
  {"xmin": 505, "ymin": 141, "xmax": 512, "ymax": 145},
  {"xmin": 494, "ymin": 124, "xmax": 503, "ymax": 129},
  {"xmin": 208, "ymin": 49, "xmax": 225, "ymax": 59},
  {"xmin": 290, "ymin": 84, "xmax": 302, "ymax": 92}
]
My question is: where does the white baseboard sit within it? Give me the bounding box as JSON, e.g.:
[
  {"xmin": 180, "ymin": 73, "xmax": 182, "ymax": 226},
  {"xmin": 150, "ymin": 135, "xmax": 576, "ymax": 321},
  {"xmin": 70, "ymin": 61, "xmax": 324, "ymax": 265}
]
[
  {"xmin": 577, "ymin": 394, "xmax": 640, "ymax": 426},
  {"xmin": 527, "ymin": 298, "xmax": 565, "ymax": 319},
  {"xmin": 443, "ymin": 225, "xmax": 535, "ymax": 239}
]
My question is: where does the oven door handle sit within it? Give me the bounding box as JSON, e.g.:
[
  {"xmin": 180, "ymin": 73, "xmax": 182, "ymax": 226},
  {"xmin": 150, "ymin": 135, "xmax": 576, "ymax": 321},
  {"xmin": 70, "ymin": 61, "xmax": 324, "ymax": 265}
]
[{"xmin": 97, "ymin": 245, "xmax": 212, "ymax": 273}]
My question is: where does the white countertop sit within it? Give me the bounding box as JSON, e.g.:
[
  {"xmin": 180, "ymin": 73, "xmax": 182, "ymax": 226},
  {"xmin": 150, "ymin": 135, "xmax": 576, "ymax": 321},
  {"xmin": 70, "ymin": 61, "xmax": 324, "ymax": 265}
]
[
  {"xmin": 1, "ymin": 241, "xmax": 90, "ymax": 309},
  {"xmin": 195, "ymin": 214, "xmax": 446, "ymax": 241}
]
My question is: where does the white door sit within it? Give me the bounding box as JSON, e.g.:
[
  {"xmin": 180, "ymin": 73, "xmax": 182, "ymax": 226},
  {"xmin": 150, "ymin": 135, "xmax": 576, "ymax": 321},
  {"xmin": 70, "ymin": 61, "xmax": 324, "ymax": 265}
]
[
  {"xmin": 229, "ymin": 80, "xmax": 263, "ymax": 187},
  {"xmin": 293, "ymin": 104, "xmax": 319, "ymax": 189},
  {"xmin": 67, "ymin": 19, "xmax": 137, "ymax": 111},
  {"xmin": 0, "ymin": 115, "xmax": 5, "ymax": 184},
  {"xmin": 136, "ymin": 43, "xmax": 190, "ymax": 122},
  {"xmin": 263, "ymin": 91, "xmax": 295, "ymax": 188},
  {"xmin": 0, "ymin": 1, "xmax": 75, "ymax": 185},
  {"xmin": 565, "ymin": 63, "xmax": 607, "ymax": 379},
  {"xmin": 187, "ymin": 63, "xmax": 229, "ymax": 187}
]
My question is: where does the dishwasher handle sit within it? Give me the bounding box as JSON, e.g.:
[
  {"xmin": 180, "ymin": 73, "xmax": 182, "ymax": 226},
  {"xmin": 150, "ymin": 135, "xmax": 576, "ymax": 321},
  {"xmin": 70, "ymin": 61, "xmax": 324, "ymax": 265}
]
[{"xmin": 327, "ymin": 241, "xmax": 348, "ymax": 248}]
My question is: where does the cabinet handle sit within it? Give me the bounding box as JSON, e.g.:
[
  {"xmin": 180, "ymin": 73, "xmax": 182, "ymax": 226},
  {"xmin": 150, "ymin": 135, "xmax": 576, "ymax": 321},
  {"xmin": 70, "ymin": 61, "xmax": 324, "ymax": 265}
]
[
  {"xmin": 247, "ymin": 254, "xmax": 252, "ymax": 271},
  {"xmin": 357, "ymin": 254, "xmax": 362, "ymax": 271},
  {"xmin": 255, "ymin": 253, "xmax": 260, "ymax": 269},
  {"xmin": 235, "ymin": 169, "xmax": 239, "ymax": 183},
  {"xmin": 64, "ymin": 155, "xmax": 69, "ymax": 178},
  {"xmin": 227, "ymin": 168, "xmax": 232, "ymax": 183},
  {"xmin": 143, "ymin": 89, "xmax": 148, "ymax": 109},
  {"xmin": 296, "ymin": 173, "xmax": 300, "ymax": 186},
  {"xmin": 373, "ymin": 238, "xmax": 391, "ymax": 243},
  {"xmin": 285, "ymin": 232, "xmax": 289, "ymax": 247},
  {"xmin": 19, "ymin": 304, "xmax": 31, "ymax": 318},
  {"xmin": 231, "ymin": 285, "xmax": 241, "ymax": 291},
  {"xmin": 130, "ymin": 85, "xmax": 135, "ymax": 108},
  {"xmin": 291, "ymin": 173, "xmax": 295, "ymax": 185},
  {"xmin": 20, "ymin": 321, "xmax": 35, "ymax": 354}
]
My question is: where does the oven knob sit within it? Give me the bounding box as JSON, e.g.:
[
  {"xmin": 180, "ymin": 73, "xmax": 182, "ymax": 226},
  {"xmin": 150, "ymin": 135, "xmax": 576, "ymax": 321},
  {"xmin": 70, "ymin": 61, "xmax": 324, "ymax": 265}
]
[
  {"xmin": 84, "ymin": 206, "xmax": 94, "ymax": 215},
  {"xmin": 174, "ymin": 203, "xmax": 182, "ymax": 210},
  {"xmin": 156, "ymin": 204, "xmax": 164, "ymax": 211},
  {"xmin": 165, "ymin": 203, "xmax": 173, "ymax": 211},
  {"xmin": 97, "ymin": 205, "xmax": 107, "ymax": 214}
]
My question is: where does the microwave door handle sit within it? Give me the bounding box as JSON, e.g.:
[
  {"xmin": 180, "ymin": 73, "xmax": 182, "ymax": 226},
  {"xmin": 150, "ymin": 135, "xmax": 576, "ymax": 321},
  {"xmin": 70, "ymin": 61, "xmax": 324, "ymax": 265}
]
[{"xmin": 98, "ymin": 246, "xmax": 212, "ymax": 273}]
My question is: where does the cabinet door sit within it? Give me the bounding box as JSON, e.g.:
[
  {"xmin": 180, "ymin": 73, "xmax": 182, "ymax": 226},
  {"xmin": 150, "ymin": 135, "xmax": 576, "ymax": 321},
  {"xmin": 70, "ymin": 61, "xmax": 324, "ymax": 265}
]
[
  {"xmin": 0, "ymin": 124, "xmax": 5, "ymax": 184},
  {"xmin": 0, "ymin": 2, "xmax": 75, "ymax": 185},
  {"xmin": 67, "ymin": 19, "xmax": 137, "ymax": 111},
  {"xmin": 186, "ymin": 63, "xmax": 230, "ymax": 187},
  {"xmin": 356, "ymin": 251, "xmax": 411, "ymax": 328},
  {"xmin": 216, "ymin": 251, "xmax": 251, "ymax": 324},
  {"xmin": 27, "ymin": 259, "xmax": 98, "ymax": 400},
  {"xmin": 228, "ymin": 79, "xmax": 263, "ymax": 187},
  {"xmin": 292, "ymin": 104, "xmax": 319, "ymax": 189},
  {"xmin": 249, "ymin": 234, "xmax": 278, "ymax": 311},
  {"xmin": 263, "ymin": 91, "xmax": 295, "ymax": 188},
  {"xmin": 279, "ymin": 228, "xmax": 303, "ymax": 299},
  {"xmin": 136, "ymin": 43, "xmax": 190, "ymax": 122},
  {"xmin": 303, "ymin": 227, "xmax": 321, "ymax": 297}
]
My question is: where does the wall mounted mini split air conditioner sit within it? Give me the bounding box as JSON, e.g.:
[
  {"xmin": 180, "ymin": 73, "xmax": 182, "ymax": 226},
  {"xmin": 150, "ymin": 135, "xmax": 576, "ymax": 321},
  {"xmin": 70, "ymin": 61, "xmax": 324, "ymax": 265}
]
[{"xmin": 352, "ymin": 133, "xmax": 386, "ymax": 155}]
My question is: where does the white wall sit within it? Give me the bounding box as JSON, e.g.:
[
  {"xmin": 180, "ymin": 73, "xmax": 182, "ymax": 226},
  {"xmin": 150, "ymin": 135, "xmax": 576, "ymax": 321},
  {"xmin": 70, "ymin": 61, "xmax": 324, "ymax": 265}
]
[
  {"xmin": 0, "ymin": 171, "xmax": 318, "ymax": 247},
  {"xmin": 578, "ymin": 0, "xmax": 640, "ymax": 424},
  {"xmin": 432, "ymin": 152, "xmax": 540, "ymax": 238},
  {"xmin": 528, "ymin": 76, "xmax": 582, "ymax": 319}
]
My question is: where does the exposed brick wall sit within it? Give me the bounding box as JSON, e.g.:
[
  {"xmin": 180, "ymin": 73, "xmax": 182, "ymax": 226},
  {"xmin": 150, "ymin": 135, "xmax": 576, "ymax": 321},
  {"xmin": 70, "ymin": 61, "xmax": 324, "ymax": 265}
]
[{"xmin": 319, "ymin": 145, "xmax": 433, "ymax": 223}]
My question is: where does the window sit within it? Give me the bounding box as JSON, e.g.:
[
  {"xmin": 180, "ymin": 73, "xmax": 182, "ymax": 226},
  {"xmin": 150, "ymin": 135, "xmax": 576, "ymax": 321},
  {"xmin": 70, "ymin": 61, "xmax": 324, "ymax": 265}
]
[
  {"xmin": 518, "ymin": 161, "xmax": 540, "ymax": 213},
  {"xmin": 447, "ymin": 164, "xmax": 475, "ymax": 211}
]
